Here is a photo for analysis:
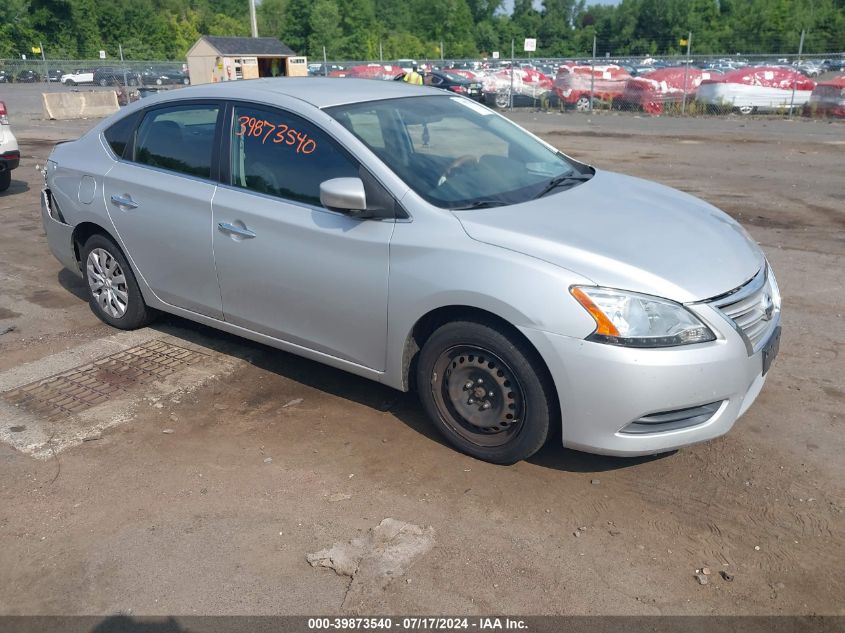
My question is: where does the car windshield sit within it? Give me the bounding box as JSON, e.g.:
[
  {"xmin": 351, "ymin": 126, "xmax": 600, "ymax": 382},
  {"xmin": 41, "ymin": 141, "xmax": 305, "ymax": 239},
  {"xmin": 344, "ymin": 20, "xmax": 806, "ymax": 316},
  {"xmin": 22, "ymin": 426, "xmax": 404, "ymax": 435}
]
[
  {"xmin": 326, "ymin": 95, "xmax": 587, "ymax": 209},
  {"xmin": 441, "ymin": 72, "xmax": 468, "ymax": 83}
]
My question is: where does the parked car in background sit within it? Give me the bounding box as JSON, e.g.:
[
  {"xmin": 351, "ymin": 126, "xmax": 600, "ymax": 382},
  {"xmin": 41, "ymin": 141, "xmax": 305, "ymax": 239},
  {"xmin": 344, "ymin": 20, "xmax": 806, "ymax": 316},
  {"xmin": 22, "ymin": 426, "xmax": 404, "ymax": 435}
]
[
  {"xmin": 425, "ymin": 70, "xmax": 483, "ymax": 101},
  {"xmin": 697, "ymin": 66, "xmax": 816, "ymax": 114},
  {"xmin": 62, "ymin": 69, "xmax": 95, "ymax": 86},
  {"xmin": 0, "ymin": 70, "xmax": 10, "ymax": 83},
  {"xmin": 0, "ymin": 100, "xmax": 20, "ymax": 192},
  {"xmin": 140, "ymin": 66, "xmax": 190, "ymax": 86},
  {"xmin": 805, "ymin": 76, "xmax": 845, "ymax": 117},
  {"xmin": 93, "ymin": 67, "xmax": 141, "ymax": 87},
  {"xmin": 821, "ymin": 58, "xmax": 845, "ymax": 72},
  {"xmin": 16, "ymin": 69, "xmax": 41, "ymax": 83},
  {"xmin": 47, "ymin": 69, "xmax": 65, "ymax": 82},
  {"xmin": 40, "ymin": 78, "xmax": 781, "ymax": 464}
]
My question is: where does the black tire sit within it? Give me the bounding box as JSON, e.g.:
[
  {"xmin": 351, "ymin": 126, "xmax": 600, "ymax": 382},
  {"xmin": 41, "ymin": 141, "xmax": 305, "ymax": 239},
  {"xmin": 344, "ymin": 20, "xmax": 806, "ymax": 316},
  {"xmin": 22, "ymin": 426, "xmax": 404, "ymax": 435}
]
[
  {"xmin": 81, "ymin": 234, "xmax": 154, "ymax": 330},
  {"xmin": 65, "ymin": 79, "xmax": 76, "ymax": 86},
  {"xmin": 0, "ymin": 170, "xmax": 10, "ymax": 192},
  {"xmin": 416, "ymin": 319, "xmax": 556, "ymax": 464},
  {"xmin": 99, "ymin": 78, "xmax": 108, "ymax": 87}
]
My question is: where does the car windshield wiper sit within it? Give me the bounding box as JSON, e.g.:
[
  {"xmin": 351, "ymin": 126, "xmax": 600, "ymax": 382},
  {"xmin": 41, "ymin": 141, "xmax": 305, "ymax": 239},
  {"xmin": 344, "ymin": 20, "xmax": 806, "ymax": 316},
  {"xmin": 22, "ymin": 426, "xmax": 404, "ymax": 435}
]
[
  {"xmin": 533, "ymin": 172, "xmax": 593, "ymax": 199},
  {"xmin": 450, "ymin": 200, "xmax": 508, "ymax": 210}
]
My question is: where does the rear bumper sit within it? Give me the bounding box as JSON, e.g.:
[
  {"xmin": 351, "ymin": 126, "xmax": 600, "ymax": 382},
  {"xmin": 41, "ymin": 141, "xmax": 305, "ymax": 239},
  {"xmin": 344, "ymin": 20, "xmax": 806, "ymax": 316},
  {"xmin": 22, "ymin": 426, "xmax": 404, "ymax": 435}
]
[
  {"xmin": 520, "ymin": 309, "xmax": 778, "ymax": 456},
  {"xmin": 41, "ymin": 188, "xmax": 80, "ymax": 275},
  {"xmin": 0, "ymin": 151, "xmax": 20, "ymax": 172}
]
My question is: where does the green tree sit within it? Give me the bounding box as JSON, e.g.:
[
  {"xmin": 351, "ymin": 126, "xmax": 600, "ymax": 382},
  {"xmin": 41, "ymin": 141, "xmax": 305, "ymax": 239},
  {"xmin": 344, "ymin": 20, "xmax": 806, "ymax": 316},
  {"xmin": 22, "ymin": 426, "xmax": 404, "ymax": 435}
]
[{"xmin": 309, "ymin": 0, "xmax": 342, "ymax": 58}]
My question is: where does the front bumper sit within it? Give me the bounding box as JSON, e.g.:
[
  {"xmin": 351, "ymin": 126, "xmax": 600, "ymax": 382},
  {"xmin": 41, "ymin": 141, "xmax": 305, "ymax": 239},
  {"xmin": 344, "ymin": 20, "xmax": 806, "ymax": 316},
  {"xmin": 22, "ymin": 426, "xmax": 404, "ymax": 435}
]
[
  {"xmin": 520, "ymin": 304, "xmax": 779, "ymax": 456},
  {"xmin": 41, "ymin": 188, "xmax": 80, "ymax": 275}
]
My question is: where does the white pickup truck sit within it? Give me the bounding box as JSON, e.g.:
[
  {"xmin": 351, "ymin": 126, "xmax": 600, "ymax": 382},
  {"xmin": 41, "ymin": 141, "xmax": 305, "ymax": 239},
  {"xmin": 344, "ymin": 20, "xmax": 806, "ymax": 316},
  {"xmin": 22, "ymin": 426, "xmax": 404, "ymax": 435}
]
[
  {"xmin": 0, "ymin": 100, "xmax": 20, "ymax": 192},
  {"xmin": 61, "ymin": 69, "xmax": 95, "ymax": 86}
]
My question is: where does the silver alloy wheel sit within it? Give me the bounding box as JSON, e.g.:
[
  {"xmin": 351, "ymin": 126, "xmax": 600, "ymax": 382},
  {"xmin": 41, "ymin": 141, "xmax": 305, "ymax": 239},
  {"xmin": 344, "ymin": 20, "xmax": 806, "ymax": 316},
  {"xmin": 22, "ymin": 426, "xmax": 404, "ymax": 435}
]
[
  {"xmin": 86, "ymin": 248, "xmax": 129, "ymax": 318},
  {"xmin": 575, "ymin": 96, "xmax": 591, "ymax": 111}
]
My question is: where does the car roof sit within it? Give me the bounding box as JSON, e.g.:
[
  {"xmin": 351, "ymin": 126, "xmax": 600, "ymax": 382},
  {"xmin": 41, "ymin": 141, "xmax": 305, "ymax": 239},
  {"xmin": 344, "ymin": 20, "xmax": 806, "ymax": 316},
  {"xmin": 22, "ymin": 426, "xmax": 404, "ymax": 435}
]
[{"xmin": 145, "ymin": 77, "xmax": 437, "ymax": 109}]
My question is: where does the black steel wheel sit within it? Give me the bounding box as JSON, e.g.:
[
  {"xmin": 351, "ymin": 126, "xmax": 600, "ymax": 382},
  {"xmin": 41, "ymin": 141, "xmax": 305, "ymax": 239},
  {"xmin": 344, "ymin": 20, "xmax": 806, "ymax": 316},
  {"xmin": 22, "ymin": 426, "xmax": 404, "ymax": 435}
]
[
  {"xmin": 417, "ymin": 319, "xmax": 555, "ymax": 464},
  {"xmin": 431, "ymin": 346, "xmax": 525, "ymax": 448}
]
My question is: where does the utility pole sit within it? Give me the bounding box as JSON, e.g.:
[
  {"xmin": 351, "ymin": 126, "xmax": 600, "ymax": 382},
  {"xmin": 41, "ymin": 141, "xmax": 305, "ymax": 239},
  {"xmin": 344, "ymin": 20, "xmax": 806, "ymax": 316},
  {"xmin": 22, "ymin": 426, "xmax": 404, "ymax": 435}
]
[
  {"xmin": 440, "ymin": 41, "xmax": 444, "ymax": 61},
  {"xmin": 788, "ymin": 29, "xmax": 805, "ymax": 118},
  {"xmin": 681, "ymin": 31, "xmax": 692, "ymax": 114},
  {"xmin": 119, "ymin": 43, "xmax": 128, "ymax": 88},
  {"xmin": 510, "ymin": 38, "xmax": 515, "ymax": 111},
  {"xmin": 39, "ymin": 41, "xmax": 47, "ymax": 84},
  {"xmin": 379, "ymin": 40, "xmax": 383, "ymax": 62},
  {"xmin": 248, "ymin": 0, "xmax": 258, "ymax": 38},
  {"xmin": 589, "ymin": 35, "xmax": 596, "ymax": 113},
  {"xmin": 323, "ymin": 46, "xmax": 328, "ymax": 76}
]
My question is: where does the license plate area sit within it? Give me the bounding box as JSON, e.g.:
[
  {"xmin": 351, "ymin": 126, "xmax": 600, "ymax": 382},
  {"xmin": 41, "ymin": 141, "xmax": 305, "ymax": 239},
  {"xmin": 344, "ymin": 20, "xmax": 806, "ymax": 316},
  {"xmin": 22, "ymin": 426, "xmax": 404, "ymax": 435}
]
[{"xmin": 762, "ymin": 325, "xmax": 781, "ymax": 376}]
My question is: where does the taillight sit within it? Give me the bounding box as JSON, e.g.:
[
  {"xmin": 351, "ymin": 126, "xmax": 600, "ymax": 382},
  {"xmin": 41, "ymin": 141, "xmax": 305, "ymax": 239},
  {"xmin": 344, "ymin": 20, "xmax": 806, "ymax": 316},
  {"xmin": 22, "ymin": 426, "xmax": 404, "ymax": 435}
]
[
  {"xmin": 0, "ymin": 101, "xmax": 8, "ymax": 125},
  {"xmin": 450, "ymin": 85, "xmax": 467, "ymax": 94}
]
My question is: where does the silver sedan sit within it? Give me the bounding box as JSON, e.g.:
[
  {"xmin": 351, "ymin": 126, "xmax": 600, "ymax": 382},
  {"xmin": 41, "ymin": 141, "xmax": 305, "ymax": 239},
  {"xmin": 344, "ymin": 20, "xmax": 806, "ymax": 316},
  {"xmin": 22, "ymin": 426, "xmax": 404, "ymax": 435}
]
[{"xmin": 40, "ymin": 78, "xmax": 781, "ymax": 464}]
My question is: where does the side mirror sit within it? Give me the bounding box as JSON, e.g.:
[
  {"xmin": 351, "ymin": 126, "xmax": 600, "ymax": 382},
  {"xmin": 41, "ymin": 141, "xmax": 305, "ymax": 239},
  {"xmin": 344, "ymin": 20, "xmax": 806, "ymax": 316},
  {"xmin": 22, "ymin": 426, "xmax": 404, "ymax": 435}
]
[{"xmin": 320, "ymin": 178, "xmax": 367, "ymax": 215}]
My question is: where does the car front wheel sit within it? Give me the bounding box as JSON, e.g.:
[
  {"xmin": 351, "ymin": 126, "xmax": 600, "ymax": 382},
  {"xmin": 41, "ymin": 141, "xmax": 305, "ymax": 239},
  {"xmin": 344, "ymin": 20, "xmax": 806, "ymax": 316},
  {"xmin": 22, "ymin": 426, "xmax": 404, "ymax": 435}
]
[
  {"xmin": 416, "ymin": 319, "xmax": 555, "ymax": 464},
  {"xmin": 81, "ymin": 234, "xmax": 154, "ymax": 330},
  {"xmin": 0, "ymin": 170, "xmax": 10, "ymax": 192}
]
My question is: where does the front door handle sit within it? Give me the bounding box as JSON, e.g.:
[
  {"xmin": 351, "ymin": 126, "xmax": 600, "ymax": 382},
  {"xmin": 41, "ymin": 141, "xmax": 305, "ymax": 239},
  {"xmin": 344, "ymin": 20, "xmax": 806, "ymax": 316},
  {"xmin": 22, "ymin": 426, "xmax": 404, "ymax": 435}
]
[
  {"xmin": 110, "ymin": 194, "xmax": 138, "ymax": 209},
  {"xmin": 218, "ymin": 222, "xmax": 256, "ymax": 239}
]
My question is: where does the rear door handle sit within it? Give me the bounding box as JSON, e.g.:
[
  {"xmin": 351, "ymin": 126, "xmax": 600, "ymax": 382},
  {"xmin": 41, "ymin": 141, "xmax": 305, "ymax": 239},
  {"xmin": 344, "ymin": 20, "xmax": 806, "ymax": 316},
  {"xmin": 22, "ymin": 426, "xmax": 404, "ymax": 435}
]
[
  {"xmin": 218, "ymin": 222, "xmax": 256, "ymax": 239},
  {"xmin": 110, "ymin": 194, "xmax": 138, "ymax": 209}
]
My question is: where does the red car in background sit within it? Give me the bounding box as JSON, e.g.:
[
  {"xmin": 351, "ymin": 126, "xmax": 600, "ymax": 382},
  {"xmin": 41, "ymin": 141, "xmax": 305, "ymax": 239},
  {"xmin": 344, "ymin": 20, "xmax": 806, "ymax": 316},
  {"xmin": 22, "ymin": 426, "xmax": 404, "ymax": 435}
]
[
  {"xmin": 554, "ymin": 65, "xmax": 631, "ymax": 110},
  {"xmin": 806, "ymin": 76, "xmax": 845, "ymax": 117},
  {"xmin": 615, "ymin": 67, "xmax": 711, "ymax": 114}
]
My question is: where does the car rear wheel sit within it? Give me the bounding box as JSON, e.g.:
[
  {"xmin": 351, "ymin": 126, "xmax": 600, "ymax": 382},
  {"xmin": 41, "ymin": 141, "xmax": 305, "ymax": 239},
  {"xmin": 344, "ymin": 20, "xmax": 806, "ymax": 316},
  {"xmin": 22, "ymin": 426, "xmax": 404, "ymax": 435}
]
[
  {"xmin": 65, "ymin": 79, "xmax": 76, "ymax": 86},
  {"xmin": 416, "ymin": 320, "xmax": 555, "ymax": 464},
  {"xmin": 81, "ymin": 234, "xmax": 154, "ymax": 330},
  {"xmin": 737, "ymin": 105, "xmax": 755, "ymax": 115},
  {"xmin": 0, "ymin": 170, "xmax": 10, "ymax": 192},
  {"xmin": 575, "ymin": 96, "xmax": 591, "ymax": 111}
]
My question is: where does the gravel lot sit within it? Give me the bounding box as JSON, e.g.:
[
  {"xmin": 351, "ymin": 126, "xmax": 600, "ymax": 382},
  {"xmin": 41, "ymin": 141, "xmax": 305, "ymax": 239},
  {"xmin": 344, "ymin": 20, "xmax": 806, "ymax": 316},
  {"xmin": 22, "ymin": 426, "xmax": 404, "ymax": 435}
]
[{"xmin": 0, "ymin": 84, "xmax": 844, "ymax": 617}]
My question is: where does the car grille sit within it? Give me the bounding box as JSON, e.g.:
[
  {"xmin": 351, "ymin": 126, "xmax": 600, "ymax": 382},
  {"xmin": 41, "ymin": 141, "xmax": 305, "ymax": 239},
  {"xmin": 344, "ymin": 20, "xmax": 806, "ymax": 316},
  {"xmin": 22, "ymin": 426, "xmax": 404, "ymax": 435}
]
[{"xmin": 707, "ymin": 265, "xmax": 779, "ymax": 353}]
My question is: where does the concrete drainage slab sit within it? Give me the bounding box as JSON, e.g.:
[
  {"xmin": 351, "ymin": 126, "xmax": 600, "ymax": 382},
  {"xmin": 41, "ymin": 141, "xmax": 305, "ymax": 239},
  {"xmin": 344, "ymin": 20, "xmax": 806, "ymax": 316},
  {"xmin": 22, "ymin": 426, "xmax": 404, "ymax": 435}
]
[
  {"xmin": 0, "ymin": 332, "xmax": 241, "ymax": 459},
  {"xmin": 4, "ymin": 340, "xmax": 208, "ymax": 421}
]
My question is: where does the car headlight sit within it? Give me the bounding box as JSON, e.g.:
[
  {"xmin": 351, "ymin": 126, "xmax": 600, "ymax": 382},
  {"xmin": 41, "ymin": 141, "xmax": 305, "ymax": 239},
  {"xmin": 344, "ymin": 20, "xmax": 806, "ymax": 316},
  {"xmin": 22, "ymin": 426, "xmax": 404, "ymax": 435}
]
[{"xmin": 570, "ymin": 286, "xmax": 716, "ymax": 347}]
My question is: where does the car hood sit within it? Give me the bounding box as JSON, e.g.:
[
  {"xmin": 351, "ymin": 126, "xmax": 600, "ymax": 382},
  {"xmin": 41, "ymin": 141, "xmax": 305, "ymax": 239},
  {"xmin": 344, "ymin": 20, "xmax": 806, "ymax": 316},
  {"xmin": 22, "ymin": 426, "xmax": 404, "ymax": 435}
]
[{"xmin": 453, "ymin": 170, "xmax": 764, "ymax": 303}]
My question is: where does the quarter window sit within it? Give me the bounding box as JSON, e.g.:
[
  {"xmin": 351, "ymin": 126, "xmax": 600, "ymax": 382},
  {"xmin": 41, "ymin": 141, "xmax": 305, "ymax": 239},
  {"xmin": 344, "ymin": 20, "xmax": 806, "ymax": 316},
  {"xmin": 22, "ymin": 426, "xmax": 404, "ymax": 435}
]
[
  {"xmin": 230, "ymin": 105, "xmax": 358, "ymax": 206},
  {"xmin": 132, "ymin": 104, "xmax": 220, "ymax": 179},
  {"xmin": 103, "ymin": 111, "xmax": 140, "ymax": 159}
]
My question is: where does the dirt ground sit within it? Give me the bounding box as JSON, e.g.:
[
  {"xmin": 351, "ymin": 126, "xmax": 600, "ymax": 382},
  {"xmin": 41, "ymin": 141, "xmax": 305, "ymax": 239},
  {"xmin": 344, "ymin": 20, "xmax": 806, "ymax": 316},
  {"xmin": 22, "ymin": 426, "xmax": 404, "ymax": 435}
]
[{"xmin": 0, "ymin": 101, "xmax": 843, "ymax": 617}]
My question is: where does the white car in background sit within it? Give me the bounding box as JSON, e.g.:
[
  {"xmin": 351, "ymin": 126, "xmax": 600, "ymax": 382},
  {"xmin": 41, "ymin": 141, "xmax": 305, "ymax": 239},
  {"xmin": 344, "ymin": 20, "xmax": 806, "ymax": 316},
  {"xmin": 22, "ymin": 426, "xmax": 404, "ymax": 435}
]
[
  {"xmin": 61, "ymin": 69, "xmax": 95, "ymax": 86},
  {"xmin": 0, "ymin": 100, "xmax": 20, "ymax": 192}
]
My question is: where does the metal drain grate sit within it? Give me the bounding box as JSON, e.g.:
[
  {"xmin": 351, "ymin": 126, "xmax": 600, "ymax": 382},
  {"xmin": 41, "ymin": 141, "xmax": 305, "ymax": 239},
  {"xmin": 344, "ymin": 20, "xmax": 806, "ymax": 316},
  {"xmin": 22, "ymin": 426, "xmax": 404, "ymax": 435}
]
[{"xmin": 3, "ymin": 339, "xmax": 208, "ymax": 420}]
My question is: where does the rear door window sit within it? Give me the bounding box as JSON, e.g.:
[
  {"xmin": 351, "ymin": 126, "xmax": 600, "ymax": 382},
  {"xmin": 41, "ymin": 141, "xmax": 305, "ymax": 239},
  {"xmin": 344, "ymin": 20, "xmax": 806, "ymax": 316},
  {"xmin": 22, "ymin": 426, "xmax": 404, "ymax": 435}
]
[{"xmin": 132, "ymin": 104, "xmax": 221, "ymax": 179}]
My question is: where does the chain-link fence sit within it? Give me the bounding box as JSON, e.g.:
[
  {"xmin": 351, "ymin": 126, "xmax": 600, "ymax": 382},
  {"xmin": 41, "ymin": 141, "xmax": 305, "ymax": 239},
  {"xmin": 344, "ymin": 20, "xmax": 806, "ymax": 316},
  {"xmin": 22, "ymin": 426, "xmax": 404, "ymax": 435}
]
[
  {"xmin": 0, "ymin": 58, "xmax": 187, "ymax": 87},
  {"xmin": 3, "ymin": 45, "xmax": 844, "ymax": 119}
]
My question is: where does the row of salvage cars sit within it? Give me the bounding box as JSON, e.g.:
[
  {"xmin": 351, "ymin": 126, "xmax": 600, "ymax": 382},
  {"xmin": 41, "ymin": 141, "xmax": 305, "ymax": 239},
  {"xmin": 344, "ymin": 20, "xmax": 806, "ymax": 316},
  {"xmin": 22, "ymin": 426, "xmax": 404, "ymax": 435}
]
[
  {"xmin": 328, "ymin": 62, "xmax": 845, "ymax": 117},
  {"xmin": 552, "ymin": 64, "xmax": 845, "ymax": 116}
]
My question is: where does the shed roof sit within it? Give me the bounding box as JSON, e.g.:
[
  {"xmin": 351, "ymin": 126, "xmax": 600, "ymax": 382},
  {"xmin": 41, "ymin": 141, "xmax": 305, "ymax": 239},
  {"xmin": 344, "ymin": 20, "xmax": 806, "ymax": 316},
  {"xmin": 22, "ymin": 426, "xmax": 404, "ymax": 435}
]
[{"xmin": 199, "ymin": 36, "xmax": 295, "ymax": 57}]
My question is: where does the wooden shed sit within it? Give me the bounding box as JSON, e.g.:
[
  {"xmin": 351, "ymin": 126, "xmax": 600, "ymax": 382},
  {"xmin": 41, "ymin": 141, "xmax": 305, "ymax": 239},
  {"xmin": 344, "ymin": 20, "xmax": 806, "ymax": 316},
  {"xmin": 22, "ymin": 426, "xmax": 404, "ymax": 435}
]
[{"xmin": 186, "ymin": 36, "xmax": 307, "ymax": 85}]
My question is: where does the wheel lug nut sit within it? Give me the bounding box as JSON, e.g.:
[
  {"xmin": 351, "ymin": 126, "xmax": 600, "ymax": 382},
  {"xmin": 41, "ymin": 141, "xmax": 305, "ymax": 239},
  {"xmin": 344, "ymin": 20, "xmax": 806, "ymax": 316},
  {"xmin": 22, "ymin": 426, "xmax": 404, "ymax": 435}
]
[
  {"xmin": 477, "ymin": 378, "xmax": 483, "ymax": 384},
  {"xmin": 467, "ymin": 398, "xmax": 475, "ymax": 404},
  {"xmin": 464, "ymin": 381, "xmax": 473, "ymax": 390},
  {"xmin": 488, "ymin": 391, "xmax": 494, "ymax": 397},
  {"xmin": 481, "ymin": 402, "xmax": 491, "ymax": 410}
]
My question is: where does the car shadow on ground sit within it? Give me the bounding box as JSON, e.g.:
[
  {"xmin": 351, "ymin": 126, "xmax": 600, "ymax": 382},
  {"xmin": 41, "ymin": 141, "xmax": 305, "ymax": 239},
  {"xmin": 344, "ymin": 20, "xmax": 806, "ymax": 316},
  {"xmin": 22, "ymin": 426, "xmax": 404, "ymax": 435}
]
[
  {"xmin": 143, "ymin": 314, "xmax": 669, "ymax": 475},
  {"xmin": 0, "ymin": 178, "xmax": 30, "ymax": 195},
  {"xmin": 49, "ymin": 271, "xmax": 669, "ymax": 475},
  {"xmin": 57, "ymin": 267, "xmax": 88, "ymax": 300}
]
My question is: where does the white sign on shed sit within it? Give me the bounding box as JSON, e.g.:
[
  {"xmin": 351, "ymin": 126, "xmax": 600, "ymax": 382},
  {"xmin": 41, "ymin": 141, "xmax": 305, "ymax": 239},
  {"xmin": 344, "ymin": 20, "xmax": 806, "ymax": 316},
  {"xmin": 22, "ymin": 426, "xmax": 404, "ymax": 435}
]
[{"xmin": 523, "ymin": 38, "xmax": 537, "ymax": 52}]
